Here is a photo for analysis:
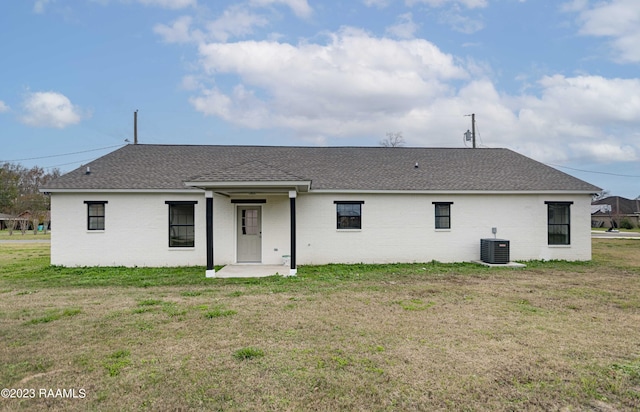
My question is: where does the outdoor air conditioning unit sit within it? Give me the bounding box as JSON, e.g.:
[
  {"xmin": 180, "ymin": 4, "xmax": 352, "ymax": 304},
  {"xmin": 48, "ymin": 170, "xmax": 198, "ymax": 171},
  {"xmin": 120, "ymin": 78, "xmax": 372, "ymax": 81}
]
[{"xmin": 480, "ymin": 238, "xmax": 510, "ymax": 264}]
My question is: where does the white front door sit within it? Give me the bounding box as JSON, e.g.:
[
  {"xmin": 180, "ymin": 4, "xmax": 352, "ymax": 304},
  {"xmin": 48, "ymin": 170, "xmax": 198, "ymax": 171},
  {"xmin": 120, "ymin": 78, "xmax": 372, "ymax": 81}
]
[{"xmin": 237, "ymin": 206, "xmax": 262, "ymax": 262}]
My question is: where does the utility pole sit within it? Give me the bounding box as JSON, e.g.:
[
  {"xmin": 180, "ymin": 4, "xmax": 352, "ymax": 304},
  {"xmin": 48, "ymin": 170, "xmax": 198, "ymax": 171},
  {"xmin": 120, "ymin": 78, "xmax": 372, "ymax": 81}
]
[
  {"xmin": 134, "ymin": 110, "xmax": 138, "ymax": 145},
  {"xmin": 471, "ymin": 113, "xmax": 476, "ymax": 149},
  {"xmin": 464, "ymin": 113, "xmax": 476, "ymax": 148}
]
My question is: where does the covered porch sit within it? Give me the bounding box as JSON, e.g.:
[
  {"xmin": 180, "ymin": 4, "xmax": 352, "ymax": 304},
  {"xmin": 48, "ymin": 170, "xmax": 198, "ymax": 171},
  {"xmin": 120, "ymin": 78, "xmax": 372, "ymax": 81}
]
[{"xmin": 184, "ymin": 167, "xmax": 310, "ymax": 278}]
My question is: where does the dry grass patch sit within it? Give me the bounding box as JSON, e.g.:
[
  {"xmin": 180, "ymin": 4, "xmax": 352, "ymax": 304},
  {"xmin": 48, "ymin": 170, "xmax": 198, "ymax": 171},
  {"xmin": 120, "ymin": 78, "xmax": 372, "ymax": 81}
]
[
  {"xmin": 0, "ymin": 240, "xmax": 639, "ymax": 410},
  {"xmin": 593, "ymin": 238, "xmax": 640, "ymax": 268}
]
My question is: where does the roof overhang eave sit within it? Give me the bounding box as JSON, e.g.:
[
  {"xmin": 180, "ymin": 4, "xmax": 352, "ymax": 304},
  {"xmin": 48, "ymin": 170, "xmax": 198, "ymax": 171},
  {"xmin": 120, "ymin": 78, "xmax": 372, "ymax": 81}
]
[
  {"xmin": 309, "ymin": 189, "xmax": 601, "ymax": 195},
  {"xmin": 40, "ymin": 188, "xmax": 201, "ymax": 194}
]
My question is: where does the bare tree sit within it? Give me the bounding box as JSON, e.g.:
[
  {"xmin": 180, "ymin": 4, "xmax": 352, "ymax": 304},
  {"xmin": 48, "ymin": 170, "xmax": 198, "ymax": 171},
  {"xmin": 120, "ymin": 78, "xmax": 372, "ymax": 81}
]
[
  {"xmin": 592, "ymin": 190, "xmax": 610, "ymax": 201},
  {"xmin": 6, "ymin": 217, "xmax": 16, "ymax": 235},
  {"xmin": 18, "ymin": 217, "xmax": 28, "ymax": 235},
  {"xmin": 32, "ymin": 216, "xmax": 39, "ymax": 235},
  {"xmin": 380, "ymin": 132, "xmax": 405, "ymax": 148}
]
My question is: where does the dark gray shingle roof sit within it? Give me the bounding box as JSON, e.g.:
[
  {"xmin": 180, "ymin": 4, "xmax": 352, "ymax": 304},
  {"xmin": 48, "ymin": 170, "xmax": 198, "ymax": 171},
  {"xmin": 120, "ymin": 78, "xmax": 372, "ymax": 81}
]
[
  {"xmin": 189, "ymin": 160, "xmax": 307, "ymax": 183},
  {"xmin": 42, "ymin": 144, "xmax": 601, "ymax": 192},
  {"xmin": 592, "ymin": 196, "xmax": 640, "ymax": 215}
]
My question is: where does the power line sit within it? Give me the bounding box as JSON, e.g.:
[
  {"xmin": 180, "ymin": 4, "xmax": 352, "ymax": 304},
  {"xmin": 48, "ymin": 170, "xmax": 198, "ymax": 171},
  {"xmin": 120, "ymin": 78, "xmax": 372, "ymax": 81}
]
[
  {"xmin": 546, "ymin": 163, "xmax": 640, "ymax": 178},
  {"xmin": 0, "ymin": 144, "xmax": 126, "ymax": 163},
  {"xmin": 42, "ymin": 157, "xmax": 101, "ymax": 170}
]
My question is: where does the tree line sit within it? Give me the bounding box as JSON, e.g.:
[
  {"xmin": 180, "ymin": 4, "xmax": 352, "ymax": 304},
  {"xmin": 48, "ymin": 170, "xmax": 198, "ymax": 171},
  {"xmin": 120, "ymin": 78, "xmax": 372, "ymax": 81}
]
[{"xmin": 0, "ymin": 163, "xmax": 60, "ymax": 234}]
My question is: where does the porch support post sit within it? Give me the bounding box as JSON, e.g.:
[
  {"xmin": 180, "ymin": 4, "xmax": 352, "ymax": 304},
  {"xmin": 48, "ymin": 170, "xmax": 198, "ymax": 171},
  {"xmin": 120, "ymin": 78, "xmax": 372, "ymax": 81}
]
[
  {"xmin": 205, "ymin": 190, "xmax": 215, "ymax": 278},
  {"xmin": 289, "ymin": 190, "xmax": 297, "ymax": 276}
]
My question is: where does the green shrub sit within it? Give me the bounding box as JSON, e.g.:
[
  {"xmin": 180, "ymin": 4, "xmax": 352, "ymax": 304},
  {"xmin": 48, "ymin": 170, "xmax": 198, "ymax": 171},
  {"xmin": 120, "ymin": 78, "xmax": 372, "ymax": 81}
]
[{"xmin": 620, "ymin": 219, "xmax": 634, "ymax": 230}]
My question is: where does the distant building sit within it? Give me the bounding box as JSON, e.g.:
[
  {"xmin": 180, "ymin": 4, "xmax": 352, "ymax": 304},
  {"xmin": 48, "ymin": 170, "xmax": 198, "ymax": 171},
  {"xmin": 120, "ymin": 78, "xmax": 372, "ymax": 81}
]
[
  {"xmin": 591, "ymin": 196, "xmax": 640, "ymax": 229},
  {"xmin": 0, "ymin": 213, "xmax": 12, "ymax": 230}
]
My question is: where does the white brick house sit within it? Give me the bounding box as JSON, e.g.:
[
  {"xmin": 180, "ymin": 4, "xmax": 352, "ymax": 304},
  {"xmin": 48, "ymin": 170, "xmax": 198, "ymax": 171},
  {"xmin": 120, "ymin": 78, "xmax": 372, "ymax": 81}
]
[{"xmin": 41, "ymin": 145, "xmax": 601, "ymax": 276}]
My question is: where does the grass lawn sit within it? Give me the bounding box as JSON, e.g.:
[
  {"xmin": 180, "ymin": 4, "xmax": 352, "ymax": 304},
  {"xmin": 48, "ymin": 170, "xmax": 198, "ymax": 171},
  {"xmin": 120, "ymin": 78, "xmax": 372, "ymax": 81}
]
[
  {"xmin": 0, "ymin": 240, "xmax": 639, "ymax": 411},
  {"xmin": 0, "ymin": 229, "xmax": 51, "ymax": 240}
]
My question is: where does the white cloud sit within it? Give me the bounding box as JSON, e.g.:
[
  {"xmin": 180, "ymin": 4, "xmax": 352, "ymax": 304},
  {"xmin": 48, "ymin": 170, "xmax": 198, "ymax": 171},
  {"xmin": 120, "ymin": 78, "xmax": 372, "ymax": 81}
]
[
  {"xmin": 363, "ymin": 0, "xmax": 390, "ymax": 8},
  {"xmin": 405, "ymin": 0, "xmax": 486, "ymax": 34},
  {"xmin": 154, "ymin": 5, "xmax": 279, "ymax": 44},
  {"xmin": 507, "ymin": 75, "xmax": 640, "ymax": 157},
  {"xmin": 406, "ymin": 0, "xmax": 487, "ymax": 9},
  {"xmin": 249, "ymin": 0, "xmax": 313, "ymax": 18},
  {"xmin": 568, "ymin": 141, "xmax": 638, "ymax": 163},
  {"xmin": 386, "ymin": 13, "xmax": 419, "ymax": 39},
  {"xmin": 533, "ymin": 75, "xmax": 640, "ymax": 124},
  {"xmin": 568, "ymin": 0, "xmax": 640, "ymax": 63},
  {"xmin": 191, "ymin": 27, "xmax": 468, "ymax": 137},
  {"xmin": 136, "ymin": 0, "xmax": 196, "ymax": 9},
  {"xmin": 20, "ymin": 91, "xmax": 84, "ymax": 128},
  {"xmin": 0, "ymin": 101, "xmax": 9, "ymax": 113},
  {"xmin": 181, "ymin": 75, "xmax": 203, "ymax": 91},
  {"xmin": 560, "ymin": 0, "xmax": 588, "ymax": 13},
  {"xmin": 439, "ymin": 10, "xmax": 484, "ymax": 34},
  {"xmin": 183, "ymin": 26, "xmax": 640, "ymax": 164},
  {"xmin": 190, "ymin": 88, "xmax": 233, "ymax": 119},
  {"xmin": 33, "ymin": 0, "xmax": 52, "ymax": 13},
  {"xmin": 91, "ymin": 0, "xmax": 196, "ymax": 8},
  {"xmin": 206, "ymin": 5, "xmax": 269, "ymax": 42},
  {"xmin": 190, "ymin": 84, "xmax": 270, "ymax": 128},
  {"xmin": 195, "ymin": 28, "xmax": 467, "ymax": 113},
  {"xmin": 154, "ymin": 16, "xmax": 200, "ymax": 43},
  {"xmin": 505, "ymin": 75, "xmax": 640, "ymax": 162}
]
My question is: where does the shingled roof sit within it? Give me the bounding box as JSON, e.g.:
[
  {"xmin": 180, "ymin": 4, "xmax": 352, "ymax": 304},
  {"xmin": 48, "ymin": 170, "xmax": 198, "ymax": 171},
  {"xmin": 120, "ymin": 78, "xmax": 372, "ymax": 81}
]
[
  {"xmin": 592, "ymin": 196, "xmax": 640, "ymax": 215},
  {"xmin": 42, "ymin": 144, "xmax": 601, "ymax": 193}
]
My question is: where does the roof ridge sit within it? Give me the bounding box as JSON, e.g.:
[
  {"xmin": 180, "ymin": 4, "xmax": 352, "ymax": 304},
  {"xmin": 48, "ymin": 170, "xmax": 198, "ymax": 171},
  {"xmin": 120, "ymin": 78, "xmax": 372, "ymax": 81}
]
[{"xmin": 130, "ymin": 143, "xmax": 508, "ymax": 151}]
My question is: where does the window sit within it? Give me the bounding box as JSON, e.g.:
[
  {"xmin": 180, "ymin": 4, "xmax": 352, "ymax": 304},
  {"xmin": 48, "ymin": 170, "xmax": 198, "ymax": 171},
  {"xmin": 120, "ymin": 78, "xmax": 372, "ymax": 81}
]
[
  {"xmin": 433, "ymin": 202, "xmax": 452, "ymax": 229},
  {"xmin": 335, "ymin": 201, "xmax": 364, "ymax": 230},
  {"xmin": 166, "ymin": 201, "xmax": 197, "ymax": 247},
  {"xmin": 546, "ymin": 202, "xmax": 572, "ymax": 245},
  {"xmin": 241, "ymin": 208, "xmax": 259, "ymax": 235},
  {"xmin": 85, "ymin": 201, "xmax": 107, "ymax": 230}
]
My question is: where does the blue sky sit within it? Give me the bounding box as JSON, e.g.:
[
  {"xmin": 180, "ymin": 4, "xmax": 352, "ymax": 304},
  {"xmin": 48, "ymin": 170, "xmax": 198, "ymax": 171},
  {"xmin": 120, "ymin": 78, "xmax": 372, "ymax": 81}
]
[{"xmin": 1, "ymin": 0, "xmax": 639, "ymax": 198}]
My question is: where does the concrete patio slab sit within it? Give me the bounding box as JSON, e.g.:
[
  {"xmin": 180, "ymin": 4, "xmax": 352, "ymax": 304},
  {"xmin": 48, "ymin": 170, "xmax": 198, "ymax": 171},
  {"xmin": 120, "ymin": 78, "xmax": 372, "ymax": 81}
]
[
  {"xmin": 471, "ymin": 260, "xmax": 527, "ymax": 268},
  {"xmin": 214, "ymin": 265, "xmax": 290, "ymax": 278}
]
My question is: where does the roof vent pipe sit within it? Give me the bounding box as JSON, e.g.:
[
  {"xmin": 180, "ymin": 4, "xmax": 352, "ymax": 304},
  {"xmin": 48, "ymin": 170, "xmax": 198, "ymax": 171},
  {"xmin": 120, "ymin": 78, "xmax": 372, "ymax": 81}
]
[
  {"xmin": 414, "ymin": 162, "xmax": 419, "ymax": 169},
  {"xmin": 85, "ymin": 166, "xmax": 91, "ymax": 175}
]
